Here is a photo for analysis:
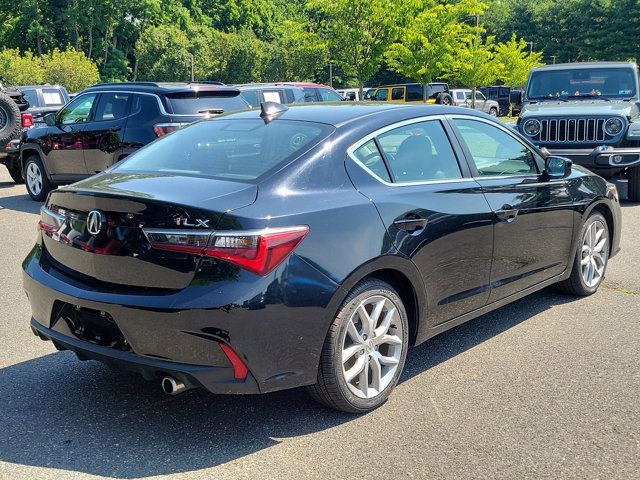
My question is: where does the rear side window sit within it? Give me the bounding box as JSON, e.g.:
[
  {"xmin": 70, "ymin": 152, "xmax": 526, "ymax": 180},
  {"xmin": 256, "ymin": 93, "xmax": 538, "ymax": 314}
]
[
  {"xmin": 116, "ymin": 119, "xmax": 334, "ymax": 182},
  {"xmin": 166, "ymin": 91, "xmax": 248, "ymax": 115},
  {"xmin": 302, "ymin": 88, "xmax": 318, "ymax": 102},
  {"xmin": 94, "ymin": 93, "xmax": 131, "ymax": 122},
  {"xmin": 392, "ymin": 88, "xmax": 404, "ymax": 100},
  {"xmin": 352, "ymin": 139, "xmax": 391, "ymax": 182},
  {"xmin": 21, "ymin": 89, "xmax": 39, "ymax": 107},
  {"xmin": 240, "ymin": 90, "xmax": 259, "ymax": 107},
  {"xmin": 406, "ymin": 85, "xmax": 423, "ymax": 101},
  {"xmin": 374, "ymin": 89, "xmax": 389, "ymax": 101},
  {"xmin": 262, "ymin": 90, "xmax": 286, "ymax": 103},
  {"xmin": 455, "ymin": 92, "xmax": 465, "ymax": 100}
]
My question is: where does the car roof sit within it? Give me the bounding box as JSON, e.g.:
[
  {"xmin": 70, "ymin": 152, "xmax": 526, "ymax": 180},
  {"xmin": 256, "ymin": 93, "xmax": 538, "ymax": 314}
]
[
  {"xmin": 275, "ymin": 82, "xmax": 332, "ymax": 88},
  {"xmin": 235, "ymin": 83, "xmax": 302, "ymax": 90},
  {"xmin": 16, "ymin": 85, "xmax": 66, "ymax": 89},
  {"xmin": 531, "ymin": 61, "xmax": 637, "ymax": 72},
  {"xmin": 82, "ymin": 82, "xmax": 239, "ymax": 95},
  {"xmin": 221, "ymin": 102, "xmax": 490, "ymax": 128}
]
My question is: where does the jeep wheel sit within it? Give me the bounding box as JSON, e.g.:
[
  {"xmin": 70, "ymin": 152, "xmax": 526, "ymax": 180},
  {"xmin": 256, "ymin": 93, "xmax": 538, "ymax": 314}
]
[
  {"xmin": 435, "ymin": 93, "xmax": 453, "ymax": 105},
  {"xmin": 629, "ymin": 166, "xmax": 640, "ymax": 202},
  {"xmin": 6, "ymin": 164, "xmax": 24, "ymax": 184},
  {"xmin": 489, "ymin": 107, "xmax": 498, "ymax": 116},
  {"xmin": 0, "ymin": 92, "xmax": 21, "ymax": 145},
  {"xmin": 24, "ymin": 155, "xmax": 53, "ymax": 201}
]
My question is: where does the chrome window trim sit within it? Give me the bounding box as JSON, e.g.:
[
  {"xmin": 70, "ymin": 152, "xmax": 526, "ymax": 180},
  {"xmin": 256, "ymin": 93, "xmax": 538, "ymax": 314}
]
[{"xmin": 346, "ymin": 114, "xmax": 474, "ymax": 187}]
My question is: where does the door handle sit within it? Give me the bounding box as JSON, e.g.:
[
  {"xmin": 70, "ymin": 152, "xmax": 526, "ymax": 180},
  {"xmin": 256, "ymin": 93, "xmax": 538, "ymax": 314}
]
[
  {"xmin": 394, "ymin": 216, "xmax": 428, "ymax": 233},
  {"xmin": 108, "ymin": 126, "xmax": 122, "ymax": 132},
  {"xmin": 495, "ymin": 205, "xmax": 519, "ymax": 223}
]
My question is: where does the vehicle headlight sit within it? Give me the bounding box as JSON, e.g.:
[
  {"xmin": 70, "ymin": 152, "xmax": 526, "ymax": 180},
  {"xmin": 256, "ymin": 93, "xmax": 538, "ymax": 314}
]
[
  {"xmin": 604, "ymin": 117, "xmax": 624, "ymax": 136},
  {"xmin": 522, "ymin": 118, "xmax": 541, "ymax": 136}
]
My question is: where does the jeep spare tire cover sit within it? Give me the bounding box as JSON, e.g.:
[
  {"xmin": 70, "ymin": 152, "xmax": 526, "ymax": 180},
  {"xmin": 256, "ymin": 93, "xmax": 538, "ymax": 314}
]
[
  {"xmin": 0, "ymin": 92, "xmax": 21, "ymax": 145},
  {"xmin": 436, "ymin": 92, "xmax": 452, "ymax": 105}
]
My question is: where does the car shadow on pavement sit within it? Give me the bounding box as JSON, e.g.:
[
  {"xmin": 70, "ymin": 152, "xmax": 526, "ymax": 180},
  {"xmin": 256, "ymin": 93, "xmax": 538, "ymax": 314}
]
[
  {"xmin": 0, "ymin": 289, "xmax": 578, "ymax": 478},
  {"xmin": 0, "ymin": 193, "xmax": 41, "ymax": 215}
]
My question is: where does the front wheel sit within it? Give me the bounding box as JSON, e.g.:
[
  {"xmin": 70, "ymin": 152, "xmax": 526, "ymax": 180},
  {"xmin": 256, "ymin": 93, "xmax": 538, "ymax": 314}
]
[
  {"xmin": 307, "ymin": 279, "xmax": 409, "ymax": 413},
  {"xmin": 24, "ymin": 155, "xmax": 53, "ymax": 201},
  {"xmin": 489, "ymin": 107, "xmax": 498, "ymax": 116},
  {"xmin": 556, "ymin": 212, "xmax": 609, "ymax": 296}
]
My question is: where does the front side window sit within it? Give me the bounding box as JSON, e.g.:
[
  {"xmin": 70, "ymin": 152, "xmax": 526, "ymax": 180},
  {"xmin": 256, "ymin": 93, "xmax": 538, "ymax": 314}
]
[
  {"xmin": 475, "ymin": 92, "xmax": 486, "ymax": 101},
  {"xmin": 116, "ymin": 119, "xmax": 334, "ymax": 182},
  {"xmin": 453, "ymin": 119, "xmax": 538, "ymax": 176},
  {"xmin": 376, "ymin": 120, "xmax": 462, "ymax": 182},
  {"xmin": 318, "ymin": 88, "xmax": 343, "ymax": 101},
  {"xmin": 93, "ymin": 93, "xmax": 131, "ymax": 122},
  {"xmin": 303, "ymin": 87, "xmax": 318, "ymax": 102},
  {"xmin": 58, "ymin": 93, "xmax": 97, "ymax": 124},
  {"xmin": 374, "ymin": 89, "xmax": 389, "ymax": 101}
]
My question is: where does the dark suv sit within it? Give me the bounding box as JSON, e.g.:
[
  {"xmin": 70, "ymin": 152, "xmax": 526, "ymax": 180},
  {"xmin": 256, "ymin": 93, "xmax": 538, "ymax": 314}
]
[{"xmin": 20, "ymin": 82, "xmax": 249, "ymax": 200}]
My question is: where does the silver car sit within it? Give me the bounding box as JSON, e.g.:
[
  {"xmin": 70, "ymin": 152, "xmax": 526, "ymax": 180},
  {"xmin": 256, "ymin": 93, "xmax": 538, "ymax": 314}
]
[{"xmin": 451, "ymin": 89, "xmax": 500, "ymax": 116}]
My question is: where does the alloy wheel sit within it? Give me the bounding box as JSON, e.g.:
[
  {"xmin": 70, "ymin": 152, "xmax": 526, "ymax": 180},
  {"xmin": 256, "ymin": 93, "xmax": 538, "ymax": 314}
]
[
  {"xmin": 341, "ymin": 295, "xmax": 403, "ymax": 399},
  {"xmin": 580, "ymin": 219, "xmax": 608, "ymax": 288},
  {"xmin": 26, "ymin": 162, "xmax": 43, "ymax": 196}
]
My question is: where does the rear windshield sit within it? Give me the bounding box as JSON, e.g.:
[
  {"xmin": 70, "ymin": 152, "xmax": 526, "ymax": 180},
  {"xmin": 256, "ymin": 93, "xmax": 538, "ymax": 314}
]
[
  {"xmin": 115, "ymin": 119, "xmax": 334, "ymax": 182},
  {"xmin": 166, "ymin": 91, "xmax": 249, "ymax": 115},
  {"xmin": 42, "ymin": 88, "xmax": 67, "ymax": 106}
]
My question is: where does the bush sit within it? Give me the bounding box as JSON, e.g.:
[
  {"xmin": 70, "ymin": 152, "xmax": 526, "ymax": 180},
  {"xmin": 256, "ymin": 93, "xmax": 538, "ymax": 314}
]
[
  {"xmin": 42, "ymin": 47, "xmax": 100, "ymax": 92},
  {"xmin": 0, "ymin": 49, "xmax": 45, "ymax": 85}
]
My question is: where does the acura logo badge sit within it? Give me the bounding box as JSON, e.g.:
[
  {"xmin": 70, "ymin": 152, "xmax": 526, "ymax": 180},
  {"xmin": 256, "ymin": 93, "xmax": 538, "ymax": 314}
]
[{"xmin": 86, "ymin": 210, "xmax": 106, "ymax": 236}]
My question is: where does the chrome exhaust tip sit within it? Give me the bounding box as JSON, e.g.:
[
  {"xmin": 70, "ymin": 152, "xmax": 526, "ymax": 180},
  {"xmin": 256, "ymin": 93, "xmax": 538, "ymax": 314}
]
[{"xmin": 161, "ymin": 376, "xmax": 187, "ymax": 395}]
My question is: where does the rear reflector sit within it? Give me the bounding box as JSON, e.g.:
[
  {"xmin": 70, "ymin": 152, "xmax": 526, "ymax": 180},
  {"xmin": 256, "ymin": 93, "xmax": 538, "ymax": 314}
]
[
  {"xmin": 143, "ymin": 226, "xmax": 309, "ymax": 276},
  {"xmin": 21, "ymin": 113, "xmax": 34, "ymax": 128},
  {"xmin": 153, "ymin": 123, "xmax": 188, "ymax": 137},
  {"xmin": 219, "ymin": 343, "xmax": 249, "ymax": 380}
]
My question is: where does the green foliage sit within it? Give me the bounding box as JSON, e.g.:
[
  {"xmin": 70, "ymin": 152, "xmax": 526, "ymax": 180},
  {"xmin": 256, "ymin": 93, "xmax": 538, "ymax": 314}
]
[
  {"xmin": 386, "ymin": 0, "xmax": 486, "ymax": 84},
  {"xmin": 42, "ymin": 47, "xmax": 100, "ymax": 91},
  {"xmin": 307, "ymin": 0, "xmax": 412, "ymax": 91},
  {"xmin": 0, "ymin": 48, "xmax": 45, "ymax": 84},
  {"xmin": 494, "ymin": 34, "xmax": 544, "ymax": 87},
  {"xmin": 449, "ymin": 34, "xmax": 499, "ymax": 106}
]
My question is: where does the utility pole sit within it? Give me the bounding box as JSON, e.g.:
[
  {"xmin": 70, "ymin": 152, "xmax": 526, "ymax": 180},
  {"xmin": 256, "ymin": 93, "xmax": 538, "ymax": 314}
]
[
  {"xmin": 527, "ymin": 41, "xmax": 534, "ymax": 54},
  {"xmin": 190, "ymin": 55, "xmax": 194, "ymax": 82},
  {"xmin": 551, "ymin": 55, "xmax": 557, "ymax": 64},
  {"xmin": 329, "ymin": 63, "xmax": 333, "ymax": 88}
]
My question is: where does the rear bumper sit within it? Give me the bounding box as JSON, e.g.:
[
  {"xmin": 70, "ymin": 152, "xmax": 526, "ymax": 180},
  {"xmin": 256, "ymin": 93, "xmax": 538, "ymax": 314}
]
[
  {"xmin": 547, "ymin": 146, "xmax": 640, "ymax": 170},
  {"xmin": 22, "ymin": 245, "xmax": 339, "ymax": 394},
  {"xmin": 30, "ymin": 317, "xmax": 260, "ymax": 394},
  {"xmin": 0, "ymin": 139, "xmax": 20, "ymax": 163}
]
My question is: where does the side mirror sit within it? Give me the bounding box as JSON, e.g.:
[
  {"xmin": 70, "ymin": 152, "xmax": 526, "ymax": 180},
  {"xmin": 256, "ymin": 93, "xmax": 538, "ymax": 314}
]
[
  {"xmin": 43, "ymin": 113, "xmax": 57, "ymax": 126},
  {"xmin": 544, "ymin": 156, "xmax": 572, "ymax": 180}
]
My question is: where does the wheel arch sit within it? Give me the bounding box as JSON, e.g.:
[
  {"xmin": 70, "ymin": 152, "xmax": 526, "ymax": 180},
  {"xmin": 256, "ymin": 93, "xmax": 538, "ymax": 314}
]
[
  {"xmin": 325, "ymin": 255, "xmax": 428, "ymax": 347},
  {"xmin": 20, "ymin": 145, "xmax": 53, "ymax": 181},
  {"xmin": 584, "ymin": 200, "xmax": 616, "ymax": 256}
]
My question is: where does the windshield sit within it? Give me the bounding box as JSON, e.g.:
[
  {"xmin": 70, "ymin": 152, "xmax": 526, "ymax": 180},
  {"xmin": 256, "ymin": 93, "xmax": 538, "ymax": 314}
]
[
  {"xmin": 115, "ymin": 119, "xmax": 334, "ymax": 182},
  {"xmin": 527, "ymin": 67, "xmax": 637, "ymax": 100}
]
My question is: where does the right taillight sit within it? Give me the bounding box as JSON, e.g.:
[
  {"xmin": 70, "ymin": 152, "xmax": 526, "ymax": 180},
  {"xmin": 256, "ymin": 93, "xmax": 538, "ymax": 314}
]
[
  {"xmin": 22, "ymin": 113, "xmax": 34, "ymax": 128},
  {"xmin": 143, "ymin": 226, "xmax": 309, "ymax": 276},
  {"xmin": 153, "ymin": 123, "xmax": 188, "ymax": 137}
]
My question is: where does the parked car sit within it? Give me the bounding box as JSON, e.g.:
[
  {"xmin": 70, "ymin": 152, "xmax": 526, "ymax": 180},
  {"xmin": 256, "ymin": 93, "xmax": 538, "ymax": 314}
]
[
  {"xmin": 18, "ymin": 85, "xmax": 71, "ymax": 126},
  {"xmin": 237, "ymin": 83, "xmax": 305, "ymax": 107},
  {"xmin": 0, "ymin": 80, "xmax": 30, "ymax": 183},
  {"xmin": 337, "ymin": 88, "xmax": 371, "ymax": 101},
  {"xmin": 24, "ymin": 102, "xmax": 620, "ymax": 413},
  {"xmin": 478, "ymin": 85, "xmax": 523, "ymax": 116},
  {"xmin": 19, "ymin": 81, "xmax": 250, "ymax": 201},
  {"xmin": 450, "ymin": 89, "xmax": 500, "ymax": 116},
  {"xmin": 369, "ymin": 83, "xmax": 453, "ymax": 105},
  {"xmin": 518, "ymin": 61, "xmax": 640, "ymax": 200},
  {"xmin": 275, "ymin": 82, "xmax": 344, "ymax": 102}
]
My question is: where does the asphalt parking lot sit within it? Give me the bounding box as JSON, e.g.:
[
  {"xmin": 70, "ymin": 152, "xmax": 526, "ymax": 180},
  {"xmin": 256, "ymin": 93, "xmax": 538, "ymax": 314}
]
[{"xmin": 0, "ymin": 170, "xmax": 638, "ymax": 480}]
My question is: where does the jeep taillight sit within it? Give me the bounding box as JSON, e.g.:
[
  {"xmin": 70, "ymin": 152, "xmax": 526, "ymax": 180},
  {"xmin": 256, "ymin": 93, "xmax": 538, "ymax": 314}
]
[{"xmin": 22, "ymin": 113, "xmax": 34, "ymax": 128}]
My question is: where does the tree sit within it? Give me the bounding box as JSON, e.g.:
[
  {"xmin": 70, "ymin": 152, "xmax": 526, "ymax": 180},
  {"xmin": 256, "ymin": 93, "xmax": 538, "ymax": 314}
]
[
  {"xmin": 450, "ymin": 34, "xmax": 499, "ymax": 108},
  {"xmin": 307, "ymin": 0, "xmax": 412, "ymax": 97},
  {"xmin": 385, "ymin": 0, "xmax": 486, "ymax": 89},
  {"xmin": 494, "ymin": 34, "xmax": 544, "ymax": 87},
  {"xmin": 0, "ymin": 49, "xmax": 45, "ymax": 85},
  {"xmin": 42, "ymin": 47, "xmax": 100, "ymax": 92},
  {"xmin": 135, "ymin": 25, "xmax": 192, "ymax": 81}
]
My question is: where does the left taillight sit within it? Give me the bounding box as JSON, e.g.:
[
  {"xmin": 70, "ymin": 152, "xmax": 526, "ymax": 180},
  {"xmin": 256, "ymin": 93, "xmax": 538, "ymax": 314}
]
[
  {"xmin": 143, "ymin": 226, "xmax": 309, "ymax": 276},
  {"xmin": 21, "ymin": 113, "xmax": 34, "ymax": 128},
  {"xmin": 37, "ymin": 206, "xmax": 65, "ymax": 233},
  {"xmin": 153, "ymin": 123, "xmax": 188, "ymax": 137}
]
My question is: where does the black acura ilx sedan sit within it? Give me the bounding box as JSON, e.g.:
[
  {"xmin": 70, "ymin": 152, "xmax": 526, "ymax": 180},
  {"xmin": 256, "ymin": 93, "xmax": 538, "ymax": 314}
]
[{"xmin": 23, "ymin": 102, "xmax": 621, "ymax": 413}]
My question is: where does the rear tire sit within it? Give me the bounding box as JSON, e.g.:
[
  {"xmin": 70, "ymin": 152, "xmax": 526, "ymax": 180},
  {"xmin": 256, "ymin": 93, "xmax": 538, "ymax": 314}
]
[
  {"xmin": 489, "ymin": 107, "xmax": 498, "ymax": 116},
  {"xmin": 7, "ymin": 164, "xmax": 24, "ymax": 184},
  {"xmin": 24, "ymin": 155, "xmax": 53, "ymax": 201},
  {"xmin": 556, "ymin": 212, "xmax": 609, "ymax": 296},
  {"xmin": 436, "ymin": 93, "xmax": 453, "ymax": 105},
  {"xmin": 307, "ymin": 279, "xmax": 409, "ymax": 413},
  {"xmin": 629, "ymin": 166, "xmax": 640, "ymax": 202}
]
